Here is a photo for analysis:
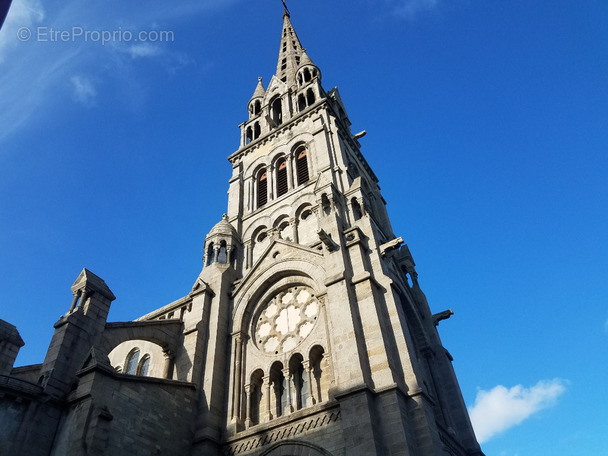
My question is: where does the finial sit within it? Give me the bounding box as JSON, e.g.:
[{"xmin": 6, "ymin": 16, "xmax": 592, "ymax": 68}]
[
  {"xmin": 258, "ymin": 77, "xmax": 263, "ymax": 82},
  {"xmin": 222, "ymin": 213, "xmax": 228, "ymax": 220}
]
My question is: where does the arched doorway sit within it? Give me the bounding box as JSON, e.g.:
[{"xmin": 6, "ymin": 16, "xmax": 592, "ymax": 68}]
[{"xmin": 259, "ymin": 440, "xmax": 334, "ymax": 456}]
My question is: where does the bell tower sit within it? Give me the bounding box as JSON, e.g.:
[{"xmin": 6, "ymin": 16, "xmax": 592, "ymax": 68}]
[
  {"xmin": 215, "ymin": 9, "xmax": 485, "ymax": 456},
  {"xmin": 0, "ymin": 7, "xmax": 486, "ymax": 456}
]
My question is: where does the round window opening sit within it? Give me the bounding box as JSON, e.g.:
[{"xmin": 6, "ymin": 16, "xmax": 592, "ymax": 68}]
[{"xmin": 254, "ymin": 286, "xmax": 319, "ymax": 354}]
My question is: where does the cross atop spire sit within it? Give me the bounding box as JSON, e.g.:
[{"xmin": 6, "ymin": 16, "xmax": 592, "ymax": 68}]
[
  {"xmin": 282, "ymin": 0, "xmax": 290, "ymax": 17},
  {"xmin": 275, "ymin": 11, "xmax": 304, "ymax": 88}
]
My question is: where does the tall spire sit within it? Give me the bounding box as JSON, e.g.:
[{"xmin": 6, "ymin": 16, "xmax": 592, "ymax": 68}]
[{"xmin": 275, "ymin": 11, "xmax": 304, "ymax": 88}]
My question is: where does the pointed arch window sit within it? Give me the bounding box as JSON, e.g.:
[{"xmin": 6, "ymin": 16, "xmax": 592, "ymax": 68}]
[
  {"xmin": 296, "ymin": 147, "xmax": 309, "ymax": 185},
  {"xmin": 257, "ymin": 169, "xmax": 268, "ymax": 208},
  {"xmin": 276, "ymin": 158, "xmax": 288, "ymax": 197},
  {"xmin": 206, "ymin": 242, "xmax": 215, "ymax": 266},
  {"xmin": 352, "ymin": 197, "xmax": 363, "ymax": 220},
  {"xmin": 270, "ymin": 362, "xmax": 285, "ymax": 417},
  {"xmin": 249, "ymin": 370, "xmax": 264, "ymax": 425},
  {"xmin": 137, "ymin": 355, "xmax": 151, "ymax": 376},
  {"xmin": 218, "ymin": 241, "xmax": 228, "ymax": 264},
  {"xmin": 253, "ymin": 100, "xmax": 261, "ymax": 115},
  {"xmin": 290, "ymin": 354, "xmax": 308, "ymax": 410},
  {"xmin": 306, "ymin": 88, "xmax": 315, "ymax": 106},
  {"xmin": 303, "ymin": 68, "xmax": 312, "ymax": 83},
  {"xmin": 271, "ymin": 97, "xmax": 282, "ymax": 127},
  {"xmin": 298, "ymin": 93, "xmax": 306, "ymax": 112},
  {"xmin": 125, "ymin": 348, "xmax": 140, "ymax": 375},
  {"xmin": 310, "ymin": 345, "xmax": 326, "ymax": 403},
  {"xmin": 321, "ymin": 193, "xmax": 331, "ymax": 215}
]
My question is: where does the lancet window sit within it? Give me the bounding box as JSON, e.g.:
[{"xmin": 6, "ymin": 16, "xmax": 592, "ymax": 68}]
[
  {"xmin": 137, "ymin": 355, "xmax": 151, "ymax": 376},
  {"xmin": 249, "ymin": 369, "xmax": 264, "ymax": 425},
  {"xmin": 306, "ymin": 88, "xmax": 315, "ymax": 105},
  {"xmin": 276, "ymin": 158, "xmax": 288, "ymax": 197},
  {"xmin": 206, "ymin": 242, "xmax": 215, "ymax": 266},
  {"xmin": 218, "ymin": 241, "xmax": 228, "ymax": 264},
  {"xmin": 271, "ymin": 97, "xmax": 282, "ymax": 127},
  {"xmin": 125, "ymin": 348, "xmax": 140, "ymax": 375},
  {"xmin": 296, "ymin": 147, "xmax": 309, "ymax": 185},
  {"xmin": 257, "ymin": 169, "xmax": 268, "ymax": 208},
  {"xmin": 352, "ymin": 197, "xmax": 363, "ymax": 220},
  {"xmin": 298, "ymin": 93, "xmax": 306, "ymax": 111}
]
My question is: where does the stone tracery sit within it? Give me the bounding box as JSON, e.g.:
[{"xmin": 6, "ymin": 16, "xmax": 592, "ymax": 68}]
[{"xmin": 254, "ymin": 286, "xmax": 319, "ymax": 354}]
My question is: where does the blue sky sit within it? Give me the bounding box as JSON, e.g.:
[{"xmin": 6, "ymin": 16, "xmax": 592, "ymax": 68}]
[{"xmin": 1, "ymin": 0, "xmax": 607, "ymax": 454}]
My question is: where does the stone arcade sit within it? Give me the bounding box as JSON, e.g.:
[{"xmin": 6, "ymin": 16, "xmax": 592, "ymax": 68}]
[{"xmin": 0, "ymin": 10, "xmax": 485, "ymax": 456}]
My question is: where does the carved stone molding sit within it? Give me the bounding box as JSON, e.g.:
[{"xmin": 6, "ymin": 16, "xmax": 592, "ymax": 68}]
[{"xmin": 223, "ymin": 409, "xmax": 341, "ymax": 455}]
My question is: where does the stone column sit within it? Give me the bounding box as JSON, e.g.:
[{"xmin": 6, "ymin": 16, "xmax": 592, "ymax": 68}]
[
  {"xmin": 282, "ymin": 368, "xmax": 294, "ymax": 414},
  {"xmin": 304, "ymin": 361, "xmax": 316, "ymax": 406},
  {"xmin": 80, "ymin": 290, "xmax": 89, "ymax": 306},
  {"xmin": 244, "ymin": 241, "xmax": 252, "ymax": 269},
  {"xmin": 69, "ymin": 290, "xmax": 81, "ymax": 312},
  {"xmin": 290, "ymin": 218, "xmax": 298, "ymax": 243},
  {"xmin": 268, "ymin": 163, "xmax": 275, "ymax": 200},
  {"xmin": 286, "ymin": 154, "xmax": 294, "ymax": 189},
  {"xmin": 247, "ymin": 178, "xmax": 252, "ymax": 212},
  {"xmin": 230, "ymin": 336, "xmax": 238, "ymax": 420},
  {"xmin": 232, "ymin": 334, "xmax": 243, "ymax": 423},
  {"xmin": 244, "ymin": 384, "xmax": 252, "ymax": 428},
  {"xmin": 263, "ymin": 375, "xmax": 272, "ymax": 422},
  {"xmin": 163, "ymin": 349, "xmax": 175, "ymax": 379},
  {"xmin": 79, "ymin": 290, "xmax": 89, "ymax": 313}
]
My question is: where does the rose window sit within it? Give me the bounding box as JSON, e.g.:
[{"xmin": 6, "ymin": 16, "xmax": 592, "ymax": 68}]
[{"xmin": 254, "ymin": 286, "xmax": 319, "ymax": 354}]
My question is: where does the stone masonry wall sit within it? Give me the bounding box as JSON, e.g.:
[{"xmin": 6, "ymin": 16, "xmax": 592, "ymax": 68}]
[
  {"xmin": 51, "ymin": 368, "xmax": 197, "ymax": 456},
  {"xmin": 0, "ymin": 394, "xmax": 30, "ymax": 455}
]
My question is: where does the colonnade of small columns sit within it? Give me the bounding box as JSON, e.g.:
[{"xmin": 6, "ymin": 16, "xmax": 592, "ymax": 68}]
[
  {"xmin": 204, "ymin": 241, "xmax": 237, "ymax": 267},
  {"xmin": 234, "ymin": 345, "xmax": 328, "ymax": 429}
]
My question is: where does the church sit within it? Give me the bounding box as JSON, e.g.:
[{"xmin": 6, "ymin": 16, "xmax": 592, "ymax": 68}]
[{"xmin": 0, "ymin": 9, "xmax": 485, "ymax": 456}]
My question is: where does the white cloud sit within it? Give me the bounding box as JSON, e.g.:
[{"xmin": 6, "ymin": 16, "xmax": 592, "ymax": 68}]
[
  {"xmin": 70, "ymin": 75, "xmax": 97, "ymax": 106},
  {"xmin": 468, "ymin": 379, "xmax": 567, "ymax": 443},
  {"xmin": 0, "ymin": 47, "xmax": 79, "ymax": 142},
  {"xmin": 125, "ymin": 43, "xmax": 163, "ymax": 59},
  {"xmin": 0, "ymin": 0, "xmax": 235, "ymax": 144},
  {"xmin": 389, "ymin": 0, "xmax": 440, "ymax": 19}
]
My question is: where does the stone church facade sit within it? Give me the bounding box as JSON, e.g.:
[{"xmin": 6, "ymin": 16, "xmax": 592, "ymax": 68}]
[{"xmin": 0, "ymin": 11, "xmax": 485, "ymax": 456}]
